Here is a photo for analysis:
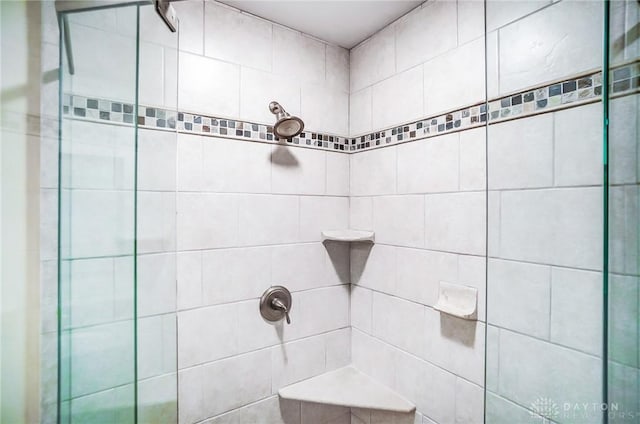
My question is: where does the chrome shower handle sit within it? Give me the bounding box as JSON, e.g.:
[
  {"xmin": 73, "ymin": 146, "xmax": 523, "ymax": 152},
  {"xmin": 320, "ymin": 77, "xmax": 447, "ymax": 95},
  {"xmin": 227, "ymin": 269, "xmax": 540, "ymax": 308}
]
[
  {"xmin": 259, "ymin": 286, "xmax": 292, "ymax": 325},
  {"xmin": 271, "ymin": 298, "xmax": 291, "ymax": 324}
]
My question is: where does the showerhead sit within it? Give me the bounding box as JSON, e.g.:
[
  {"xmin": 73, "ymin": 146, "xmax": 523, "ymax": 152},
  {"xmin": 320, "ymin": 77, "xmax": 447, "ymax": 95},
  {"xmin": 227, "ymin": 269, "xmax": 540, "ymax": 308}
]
[{"xmin": 269, "ymin": 101, "xmax": 304, "ymax": 138}]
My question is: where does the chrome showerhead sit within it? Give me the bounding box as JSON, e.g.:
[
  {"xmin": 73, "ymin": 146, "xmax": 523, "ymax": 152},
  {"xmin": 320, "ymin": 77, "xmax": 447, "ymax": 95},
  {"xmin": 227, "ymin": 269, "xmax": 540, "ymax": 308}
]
[{"xmin": 269, "ymin": 101, "xmax": 304, "ymax": 138}]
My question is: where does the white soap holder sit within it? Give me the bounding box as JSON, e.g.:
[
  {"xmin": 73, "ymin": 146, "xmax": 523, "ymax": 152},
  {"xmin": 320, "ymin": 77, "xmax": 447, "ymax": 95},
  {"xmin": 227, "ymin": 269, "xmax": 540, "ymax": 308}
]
[{"xmin": 433, "ymin": 281, "xmax": 478, "ymax": 320}]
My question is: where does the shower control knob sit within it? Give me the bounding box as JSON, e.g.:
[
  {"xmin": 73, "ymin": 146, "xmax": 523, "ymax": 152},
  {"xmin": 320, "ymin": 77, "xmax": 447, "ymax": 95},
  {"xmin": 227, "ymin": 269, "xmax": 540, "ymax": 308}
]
[{"xmin": 260, "ymin": 286, "xmax": 292, "ymax": 324}]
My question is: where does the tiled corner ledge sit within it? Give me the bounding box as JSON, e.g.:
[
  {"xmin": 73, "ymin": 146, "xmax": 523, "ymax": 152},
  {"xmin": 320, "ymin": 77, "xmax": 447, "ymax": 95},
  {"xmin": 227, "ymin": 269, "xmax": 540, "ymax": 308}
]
[
  {"xmin": 62, "ymin": 60, "xmax": 639, "ymax": 154},
  {"xmin": 278, "ymin": 366, "xmax": 415, "ymax": 413}
]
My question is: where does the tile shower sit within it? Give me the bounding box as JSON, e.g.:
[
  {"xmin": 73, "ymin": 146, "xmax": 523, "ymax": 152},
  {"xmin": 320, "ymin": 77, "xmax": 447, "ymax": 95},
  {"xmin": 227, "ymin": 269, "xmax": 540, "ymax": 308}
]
[{"xmin": 28, "ymin": 0, "xmax": 639, "ymax": 423}]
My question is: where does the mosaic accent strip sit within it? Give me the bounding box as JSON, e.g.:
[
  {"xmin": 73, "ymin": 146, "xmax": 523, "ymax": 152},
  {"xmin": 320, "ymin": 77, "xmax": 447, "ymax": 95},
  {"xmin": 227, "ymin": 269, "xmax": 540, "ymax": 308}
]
[
  {"xmin": 349, "ymin": 60, "xmax": 639, "ymax": 151},
  {"xmin": 62, "ymin": 96, "xmax": 350, "ymax": 152},
  {"xmin": 176, "ymin": 112, "xmax": 350, "ymax": 151},
  {"xmin": 63, "ymin": 60, "xmax": 639, "ymax": 154}
]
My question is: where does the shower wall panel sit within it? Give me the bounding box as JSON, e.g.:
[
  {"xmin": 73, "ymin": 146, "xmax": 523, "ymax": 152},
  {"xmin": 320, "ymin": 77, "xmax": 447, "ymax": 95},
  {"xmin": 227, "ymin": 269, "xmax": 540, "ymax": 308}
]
[
  {"xmin": 173, "ymin": 2, "xmax": 352, "ymax": 423},
  {"xmin": 348, "ymin": 2, "xmax": 487, "ymax": 423}
]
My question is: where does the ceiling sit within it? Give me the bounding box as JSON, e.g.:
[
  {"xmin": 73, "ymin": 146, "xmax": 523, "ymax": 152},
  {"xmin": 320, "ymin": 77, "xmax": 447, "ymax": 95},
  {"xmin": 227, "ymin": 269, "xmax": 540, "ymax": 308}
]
[{"xmin": 217, "ymin": 1, "xmax": 423, "ymax": 49}]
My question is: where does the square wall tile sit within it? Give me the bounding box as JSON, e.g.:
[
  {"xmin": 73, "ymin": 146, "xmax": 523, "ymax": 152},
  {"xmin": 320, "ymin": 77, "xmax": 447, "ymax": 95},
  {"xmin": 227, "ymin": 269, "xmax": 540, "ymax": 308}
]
[
  {"xmin": 271, "ymin": 335, "xmax": 326, "ymax": 391},
  {"xmin": 178, "ymin": 366, "xmax": 204, "ymax": 423},
  {"xmin": 351, "ymin": 285, "xmax": 373, "ymax": 333},
  {"xmin": 299, "ymin": 196, "xmax": 349, "ymax": 242},
  {"xmin": 326, "ymin": 44, "xmax": 350, "ymax": 93},
  {"xmin": 425, "ymin": 192, "xmax": 486, "ymax": 256},
  {"xmin": 236, "ymin": 299, "xmax": 283, "ymax": 353},
  {"xmin": 550, "ymin": 267, "xmax": 602, "ymax": 356},
  {"xmin": 423, "ymin": 37, "xmax": 485, "ymax": 116},
  {"xmin": 488, "ymin": 113, "xmax": 553, "ymax": 190},
  {"xmin": 138, "ymin": 41, "xmax": 165, "ymax": 107},
  {"xmin": 372, "ymin": 292, "xmax": 424, "ymax": 357},
  {"xmin": 373, "ymin": 195, "xmax": 425, "ymax": 248},
  {"xmin": 421, "ymin": 362, "xmax": 457, "ymax": 424},
  {"xmin": 349, "ymin": 87, "xmax": 373, "ymax": 136},
  {"xmin": 457, "ymin": 254, "xmax": 486, "ymax": 321},
  {"xmin": 455, "ymin": 378, "xmax": 484, "ymax": 424},
  {"xmin": 608, "ymin": 274, "xmax": 639, "ymax": 367},
  {"xmin": 397, "ymin": 133, "xmax": 459, "ymax": 194},
  {"xmin": 297, "ymin": 286, "xmax": 350, "ymax": 337},
  {"xmin": 273, "ymin": 25, "xmax": 325, "ymax": 85},
  {"xmin": 395, "ymin": 0, "xmax": 457, "ymax": 73},
  {"xmin": 350, "ymin": 24, "xmax": 395, "ymax": 92},
  {"xmin": 176, "ymin": 193, "xmax": 238, "ymax": 250},
  {"xmin": 326, "ymin": 152, "xmax": 349, "ymax": 196},
  {"xmin": 202, "ymin": 349, "xmax": 272, "ymax": 417},
  {"xmin": 272, "ymin": 147, "xmax": 326, "ymax": 195},
  {"xmin": 137, "ymin": 253, "xmax": 176, "ymax": 317},
  {"xmin": 372, "ymin": 66, "xmax": 424, "ymax": 131},
  {"xmin": 351, "ymin": 244, "xmax": 396, "ymax": 295},
  {"xmin": 609, "ymin": 185, "xmax": 639, "ymax": 275},
  {"xmin": 204, "ymin": 396, "xmax": 301, "ymax": 424},
  {"xmin": 302, "ymin": 83, "xmax": 349, "ymax": 136},
  {"xmin": 457, "ymin": 0, "xmax": 485, "ymax": 44},
  {"xmin": 459, "ymin": 127, "xmax": 486, "ymax": 191},
  {"xmin": 177, "ymin": 303, "xmax": 238, "ymax": 368},
  {"xmin": 137, "ymin": 129, "xmax": 176, "ymax": 191},
  {"xmin": 487, "ymin": 259, "xmax": 551, "ymax": 339},
  {"xmin": 172, "ymin": 0, "xmax": 204, "ymax": 55},
  {"xmin": 138, "ymin": 373, "xmax": 177, "ymax": 424},
  {"xmin": 238, "ymin": 194, "xmax": 299, "ymax": 246},
  {"xmin": 176, "ymin": 251, "xmax": 202, "ymax": 310},
  {"xmin": 499, "ymin": 187, "xmax": 602, "ymax": 269},
  {"xmin": 325, "ymin": 328, "xmax": 351, "ymax": 370},
  {"xmin": 66, "ymin": 189, "xmax": 134, "ymax": 258},
  {"xmin": 498, "ymin": 0, "xmax": 602, "ymax": 94},
  {"xmin": 271, "ymin": 243, "xmax": 326, "ymax": 293},
  {"xmin": 485, "ymin": 391, "xmax": 541, "ymax": 424},
  {"xmin": 610, "ymin": 95, "xmax": 639, "ymax": 185},
  {"xmin": 350, "ymin": 147, "xmax": 397, "ymax": 196},
  {"xmin": 66, "ymin": 258, "xmax": 116, "ymax": 328},
  {"xmin": 424, "ymin": 308, "xmax": 485, "ymax": 386},
  {"xmin": 498, "ymin": 329, "xmax": 601, "ymax": 423},
  {"xmin": 554, "ymin": 102, "xmax": 602, "ymax": 187},
  {"xmin": 202, "ymin": 246, "xmax": 272, "ymax": 305},
  {"xmin": 351, "ymin": 329, "xmax": 397, "ymax": 388},
  {"xmin": 396, "ymin": 247, "xmax": 458, "ymax": 307},
  {"xmin": 204, "ymin": 2, "xmax": 272, "ymax": 72},
  {"xmin": 69, "ymin": 321, "xmax": 134, "ymax": 397},
  {"xmin": 350, "ymin": 197, "xmax": 373, "ymax": 230},
  {"xmin": 138, "ymin": 314, "xmax": 176, "ymax": 379},
  {"xmin": 176, "ymin": 133, "xmax": 203, "ymax": 192},
  {"xmin": 240, "ymin": 67, "xmax": 301, "ymax": 124},
  {"xmin": 202, "ymin": 136, "xmax": 272, "ymax": 193},
  {"xmin": 179, "ymin": 51, "xmax": 240, "ymax": 117}
]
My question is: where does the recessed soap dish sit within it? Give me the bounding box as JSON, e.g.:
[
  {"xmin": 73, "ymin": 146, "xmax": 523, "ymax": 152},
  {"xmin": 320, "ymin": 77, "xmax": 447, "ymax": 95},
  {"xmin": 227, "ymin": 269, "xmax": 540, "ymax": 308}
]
[{"xmin": 433, "ymin": 281, "xmax": 478, "ymax": 320}]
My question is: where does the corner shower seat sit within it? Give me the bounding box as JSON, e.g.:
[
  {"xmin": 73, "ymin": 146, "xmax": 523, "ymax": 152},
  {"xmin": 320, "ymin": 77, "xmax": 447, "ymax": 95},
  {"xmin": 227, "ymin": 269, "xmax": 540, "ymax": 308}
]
[{"xmin": 278, "ymin": 366, "xmax": 415, "ymax": 413}]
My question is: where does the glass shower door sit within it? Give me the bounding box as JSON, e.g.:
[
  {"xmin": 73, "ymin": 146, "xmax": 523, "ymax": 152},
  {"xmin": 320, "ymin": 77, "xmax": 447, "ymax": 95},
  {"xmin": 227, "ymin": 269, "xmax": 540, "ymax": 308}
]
[
  {"xmin": 57, "ymin": 2, "xmax": 178, "ymax": 422},
  {"xmin": 484, "ymin": 1, "xmax": 605, "ymax": 423},
  {"xmin": 606, "ymin": 0, "xmax": 640, "ymax": 422}
]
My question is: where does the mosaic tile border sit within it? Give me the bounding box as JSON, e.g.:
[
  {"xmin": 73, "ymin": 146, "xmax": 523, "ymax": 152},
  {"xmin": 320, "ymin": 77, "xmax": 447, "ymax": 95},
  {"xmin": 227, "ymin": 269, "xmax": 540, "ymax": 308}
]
[
  {"xmin": 63, "ymin": 60, "xmax": 639, "ymax": 154},
  {"xmin": 349, "ymin": 60, "xmax": 639, "ymax": 151},
  {"xmin": 62, "ymin": 96, "xmax": 350, "ymax": 152}
]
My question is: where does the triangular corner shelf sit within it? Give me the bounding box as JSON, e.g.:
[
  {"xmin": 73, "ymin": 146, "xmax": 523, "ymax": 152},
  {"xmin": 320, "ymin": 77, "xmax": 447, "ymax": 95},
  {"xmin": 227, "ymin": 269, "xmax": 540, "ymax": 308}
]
[
  {"xmin": 278, "ymin": 366, "xmax": 415, "ymax": 413},
  {"xmin": 321, "ymin": 230, "xmax": 375, "ymax": 243}
]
